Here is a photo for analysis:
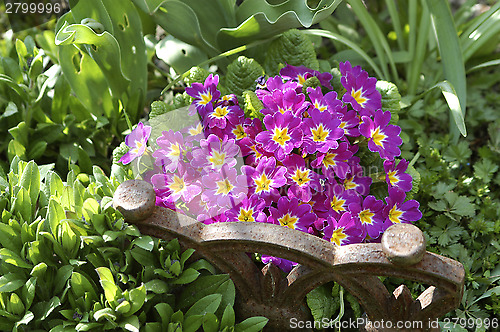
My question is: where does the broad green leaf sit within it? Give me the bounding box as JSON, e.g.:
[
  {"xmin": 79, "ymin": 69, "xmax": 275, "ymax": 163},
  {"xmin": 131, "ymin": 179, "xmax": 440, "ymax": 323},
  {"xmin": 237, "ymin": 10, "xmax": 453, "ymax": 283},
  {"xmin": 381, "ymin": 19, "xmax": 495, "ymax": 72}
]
[
  {"xmin": 172, "ymin": 268, "xmax": 200, "ymax": 285},
  {"xmin": 185, "ymin": 294, "xmax": 222, "ymax": 318},
  {"xmin": 178, "ymin": 275, "xmax": 231, "ymax": 309},
  {"xmin": 306, "ymin": 283, "xmax": 339, "ymax": 322},
  {"xmin": 218, "ymin": 0, "xmax": 342, "ymax": 50},
  {"xmin": 202, "ymin": 313, "xmax": 219, "ymax": 332},
  {"xmin": 0, "ymin": 223, "xmax": 21, "ymax": 252},
  {"xmin": 126, "ymin": 284, "xmax": 146, "ymax": 316},
  {"xmin": 0, "ymin": 273, "xmax": 25, "ymax": 292},
  {"xmin": 120, "ymin": 315, "xmax": 140, "ymax": 332},
  {"xmin": 0, "ymin": 248, "xmax": 32, "ymax": 269},
  {"xmin": 131, "ymin": 0, "xmax": 165, "ymax": 13},
  {"xmin": 155, "ymin": 303, "xmax": 174, "ymax": 329},
  {"xmin": 427, "ymin": 0, "xmax": 467, "ymax": 139},
  {"xmin": 8, "ymin": 293, "xmax": 24, "ymax": 315},
  {"xmin": 14, "ymin": 311, "xmax": 34, "ymax": 329},
  {"xmin": 234, "ymin": 316, "xmax": 268, "ymax": 332},
  {"xmin": 220, "ymin": 304, "xmax": 235, "ymax": 329},
  {"xmin": 145, "ymin": 279, "xmax": 169, "ymax": 294},
  {"xmin": 96, "ymin": 267, "xmax": 121, "ymax": 305},
  {"xmin": 156, "ymin": 36, "xmax": 208, "ymax": 74},
  {"xmin": 40, "ymin": 296, "xmax": 61, "ymax": 320},
  {"xmin": 71, "ymin": 272, "xmax": 98, "ymax": 300},
  {"xmin": 22, "ymin": 277, "xmax": 37, "ymax": 310},
  {"xmin": 47, "ymin": 198, "xmax": 65, "ymax": 235},
  {"xmin": 132, "ymin": 236, "xmax": 154, "ymax": 251},
  {"xmin": 13, "ymin": 187, "xmax": 31, "ymax": 222},
  {"xmin": 93, "ymin": 307, "xmax": 117, "ymax": 321}
]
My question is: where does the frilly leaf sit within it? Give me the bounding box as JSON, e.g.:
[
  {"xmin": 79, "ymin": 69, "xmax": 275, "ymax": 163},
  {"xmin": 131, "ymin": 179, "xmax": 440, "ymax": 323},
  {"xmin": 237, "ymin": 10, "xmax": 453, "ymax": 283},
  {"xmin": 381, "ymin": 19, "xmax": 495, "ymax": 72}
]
[
  {"xmin": 217, "ymin": 0, "xmax": 343, "ymax": 50},
  {"xmin": 376, "ymin": 80, "xmax": 401, "ymax": 124},
  {"xmin": 223, "ymin": 56, "xmax": 264, "ymax": 101},
  {"xmin": 264, "ymin": 29, "xmax": 318, "ymax": 75},
  {"xmin": 55, "ymin": 21, "xmax": 130, "ymax": 99}
]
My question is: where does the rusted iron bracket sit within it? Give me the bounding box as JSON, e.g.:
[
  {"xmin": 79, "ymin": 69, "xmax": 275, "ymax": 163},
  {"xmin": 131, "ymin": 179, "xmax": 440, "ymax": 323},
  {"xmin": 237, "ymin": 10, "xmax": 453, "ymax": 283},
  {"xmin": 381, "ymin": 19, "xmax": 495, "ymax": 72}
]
[{"xmin": 113, "ymin": 180, "xmax": 465, "ymax": 331}]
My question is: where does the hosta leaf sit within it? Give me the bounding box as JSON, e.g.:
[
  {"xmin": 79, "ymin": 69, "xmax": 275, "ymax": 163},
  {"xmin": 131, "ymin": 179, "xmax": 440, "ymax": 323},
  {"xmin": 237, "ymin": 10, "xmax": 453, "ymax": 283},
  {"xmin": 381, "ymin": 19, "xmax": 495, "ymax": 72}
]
[
  {"xmin": 264, "ymin": 29, "xmax": 318, "ymax": 75},
  {"xmin": 0, "ymin": 248, "xmax": 32, "ymax": 269},
  {"xmin": 185, "ymin": 294, "xmax": 222, "ymax": 318},
  {"xmin": 96, "ymin": 267, "xmax": 121, "ymax": 305},
  {"xmin": 40, "ymin": 296, "xmax": 61, "ymax": 320},
  {"xmin": 126, "ymin": 284, "xmax": 146, "ymax": 316},
  {"xmin": 218, "ymin": 0, "xmax": 342, "ymax": 50}
]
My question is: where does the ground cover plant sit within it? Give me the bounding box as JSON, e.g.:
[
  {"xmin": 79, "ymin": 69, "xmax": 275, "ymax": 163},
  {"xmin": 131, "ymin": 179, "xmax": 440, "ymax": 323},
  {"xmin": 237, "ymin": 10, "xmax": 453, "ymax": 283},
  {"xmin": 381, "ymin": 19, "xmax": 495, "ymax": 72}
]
[{"xmin": 1, "ymin": 0, "xmax": 500, "ymax": 331}]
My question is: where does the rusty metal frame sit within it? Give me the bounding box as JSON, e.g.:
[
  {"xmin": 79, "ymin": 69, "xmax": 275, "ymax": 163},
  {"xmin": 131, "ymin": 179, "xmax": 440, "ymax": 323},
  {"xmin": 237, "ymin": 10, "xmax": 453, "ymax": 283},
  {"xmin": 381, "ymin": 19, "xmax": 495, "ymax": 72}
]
[{"xmin": 113, "ymin": 180, "xmax": 465, "ymax": 331}]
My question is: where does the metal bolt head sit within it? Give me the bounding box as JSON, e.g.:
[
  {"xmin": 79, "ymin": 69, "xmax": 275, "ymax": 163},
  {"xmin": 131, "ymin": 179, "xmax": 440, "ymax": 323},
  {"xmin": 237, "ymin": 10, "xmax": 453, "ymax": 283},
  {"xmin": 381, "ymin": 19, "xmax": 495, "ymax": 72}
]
[
  {"xmin": 381, "ymin": 223, "xmax": 426, "ymax": 266},
  {"xmin": 113, "ymin": 179, "xmax": 156, "ymax": 221}
]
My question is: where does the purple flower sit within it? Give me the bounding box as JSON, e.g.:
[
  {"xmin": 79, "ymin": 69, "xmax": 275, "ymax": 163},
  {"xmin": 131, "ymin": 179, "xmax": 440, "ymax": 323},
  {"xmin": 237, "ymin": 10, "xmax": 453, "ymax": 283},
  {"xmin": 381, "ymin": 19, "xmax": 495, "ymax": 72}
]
[
  {"xmin": 349, "ymin": 195, "xmax": 385, "ymax": 240},
  {"xmin": 383, "ymin": 188, "xmax": 422, "ymax": 225},
  {"xmin": 280, "ymin": 64, "xmax": 333, "ymax": 89},
  {"xmin": 307, "ymin": 87, "xmax": 343, "ymax": 114},
  {"xmin": 282, "ymin": 153, "xmax": 322, "ymax": 202},
  {"xmin": 151, "ymin": 164, "xmax": 202, "ymax": 203},
  {"xmin": 339, "ymin": 61, "xmax": 364, "ymax": 78},
  {"xmin": 301, "ymin": 108, "xmax": 344, "ymax": 155},
  {"xmin": 340, "ymin": 61, "xmax": 381, "ymax": 117},
  {"xmin": 191, "ymin": 134, "xmax": 240, "ymax": 171},
  {"xmin": 312, "ymin": 141, "xmax": 355, "ymax": 179},
  {"xmin": 202, "ymin": 213, "xmax": 228, "ymax": 225},
  {"xmin": 201, "ymin": 166, "xmax": 247, "ymax": 210},
  {"xmin": 323, "ymin": 212, "xmax": 365, "ymax": 246},
  {"xmin": 383, "ymin": 159, "xmax": 413, "ymax": 192},
  {"xmin": 261, "ymin": 88, "xmax": 308, "ymax": 117},
  {"xmin": 119, "ymin": 122, "xmax": 151, "ymax": 165},
  {"xmin": 153, "ymin": 130, "xmax": 186, "ymax": 172},
  {"xmin": 267, "ymin": 196, "xmax": 316, "ymax": 232},
  {"xmin": 342, "ymin": 164, "xmax": 372, "ymax": 196},
  {"xmin": 185, "ymin": 74, "xmax": 221, "ymax": 116},
  {"xmin": 323, "ymin": 181, "xmax": 361, "ymax": 219},
  {"xmin": 182, "ymin": 122, "xmax": 204, "ymax": 143},
  {"xmin": 238, "ymin": 156, "xmax": 287, "ymax": 204},
  {"xmin": 255, "ymin": 111, "xmax": 303, "ymax": 161},
  {"xmin": 336, "ymin": 106, "xmax": 360, "ymax": 137},
  {"xmin": 225, "ymin": 195, "xmax": 267, "ymax": 223},
  {"xmin": 261, "ymin": 256, "xmax": 296, "ymax": 273},
  {"xmin": 204, "ymin": 103, "xmax": 244, "ymax": 129},
  {"xmin": 359, "ymin": 110, "xmax": 402, "ymax": 160}
]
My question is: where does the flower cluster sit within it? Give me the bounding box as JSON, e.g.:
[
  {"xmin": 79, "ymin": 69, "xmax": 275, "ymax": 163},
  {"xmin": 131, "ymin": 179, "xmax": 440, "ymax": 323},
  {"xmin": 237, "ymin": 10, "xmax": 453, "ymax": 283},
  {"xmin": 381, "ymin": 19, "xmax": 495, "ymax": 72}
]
[{"xmin": 121, "ymin": 62, "xmax": 422, "ymax": 272}]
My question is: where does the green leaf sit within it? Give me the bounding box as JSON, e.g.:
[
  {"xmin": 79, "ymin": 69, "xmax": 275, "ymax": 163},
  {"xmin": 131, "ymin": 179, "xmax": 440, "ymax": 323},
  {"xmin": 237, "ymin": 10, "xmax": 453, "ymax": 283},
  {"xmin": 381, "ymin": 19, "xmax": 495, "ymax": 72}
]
[
  {"xmin": 218, "ymin": 0, "xmax": 342, "ymax": 50},
  {"xmin": 126, "ymin": 284, "xmax": 146, "ymax": 316},
  {"xmin": 220, "ymin": 304, "xmax": 235, "ymax": 329},
  {"xmin": 430, "ymin": 81, "xmax": 466, "ymax": 137},
  {"xmin": 8, "ymin": 293, "xmax": 24, "ymax": 315},
  {"xmin": 178, "ymin": 275, "xmax": 231, "ymax": 310},
  {"xmin": 172, "ymin": 268, "xmax": 200, "ymax": 285},
  {"xmin": 234, "ymin": 317, "xmax": 268, "ymax": 332},
  {"xmin": 70, "ymin": 272, "xmax": 98, "ymax": 300},
  {"xmin": 185, "ymin": 294, "xmax": 222, "ymax": 318},
  {"xmin": 132, "ymin": 236, "xmax": 155, "ymax": 251},
  {"xmin": 0, "ymin": 248, "xmax": 32, "ymax": 269},
  {"xmin": 427, "ymin": 0, "xmax": 467, "ymax": 139},
  {"xmin": 96, "ymin": 267, "xmax": 121, "ymax": 305},
  {"xmin": 306, "ymin": 283, "xmax": 339, "ymax": 322},
  {"xmin": 40, "ymin": 296, "xmax": 61, "ymax": 320},
  {"xmin": 145, "ymin": 279, "xmax": 169, "ymax": 294},
  {"xmin": 119, "ymin": 315, "xmax": 140, "ymax": 332},
  {"xmin": 473, "ymin": 159, "xmax": 498, "ymax": 184},
  {"xmin": 22, "ymin": 277, "xmax": 36, "ymax": 310},
  {"xmin": 223, "ymin": 56, "xmax": 264, "ymax": 100},
  {"xmin": 183, "ymin": 315, "xmax": 203, "ymax": 332},
  {"xmin": 156, "ymin": 35, "xmax": 208, "ymax": 74},
  {"xmin": 93, "ymin": 308, "xmax": 117, "ymax": 321},
  {"xmin": 47, "ymin": 198, "xmax": 65, "ymax": 235},
  {"xmin": 202, "ymin": 313, "xmax": 219, "ymax": 332}
]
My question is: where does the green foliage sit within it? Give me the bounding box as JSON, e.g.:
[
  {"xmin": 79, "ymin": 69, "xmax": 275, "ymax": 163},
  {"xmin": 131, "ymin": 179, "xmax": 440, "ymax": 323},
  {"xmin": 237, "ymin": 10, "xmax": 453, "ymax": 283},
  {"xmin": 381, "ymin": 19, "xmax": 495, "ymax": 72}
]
[
  {"xmin": 223, "ymin": 56, "xmax": 264, "ymax": 102},
  {"xmin": 264, "ymin": 29, "xmax": 319, "ymax": 75},
  {"xmin": 0, "ymin": 159, "xmax": 267, "ymax": 331}
]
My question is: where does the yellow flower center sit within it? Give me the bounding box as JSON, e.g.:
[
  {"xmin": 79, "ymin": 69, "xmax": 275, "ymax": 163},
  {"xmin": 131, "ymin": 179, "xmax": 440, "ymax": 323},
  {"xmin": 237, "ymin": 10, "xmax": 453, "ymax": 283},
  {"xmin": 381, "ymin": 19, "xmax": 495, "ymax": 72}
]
[
  {"xmin": 254, "ymin": 173, "xmax": 271, "ymax": 193},
  {"xmin": 387, "ymin": 171, "xmax": 399, "ymax": 185},
  {"xmin": 322, "ymin": 153, "xmax": 337, "ymax": 167},
  {"xmin": 189, "ymin": 123, "xmax": 203, "ymax": 136},
  {"xmin": 278, "ymin": 213, "xmax": 298, "ymax": 229},
  {"xmin": 169, "ymin": 143, "xmax": 181, "ymax": 157},
  {"xmin": 272, "ymin": 127, "xmax": 290, "ymax": 146},
  {"xmin": 371, "ymin": 127, "xmax": 386, "ymax": 147},
  {"xmin": 232, "ymin": 124, "xmax": 247, "ymax": 139},
  {"xmin": 238, "ymin": 209, "xmax": 255, "ymax": 222},
  {"xmin": 311, "ymin": 124, "xmax": 329, "ymax": 142},
  {"xmin": 351, "ymin": 88, "xmax": 367, "ymax": 106},
  {"xmin": 291, "ymin": 168, "xmax": 311, "ymax": 186},
  {"xmin": 330, "ymin": 196, "xmax": 346, "ymax": 212},
  {"xmin": 314, "ymin": 101, "xmax": 327, "ymax": 112},
  {"xmin": 216, "ymin": 178, "xmax": 234, "ymax": 195},
  {"xmin": 169, "ymin": 175, "xmax": 185, "ymax": 194},
  {"xmin": 212, "ymin": 106, "xmax": 229, "ymax": 119},
  {"xmin": 388, "ymin": 205, "xmax": 403, "ymax": 224},
  {"xmin": 298, "ymin": 74, "xmax": 307, "ymax": 85},
  {"xmin": 131, "ymin": 140, "xmax": 143, "ymax": 155},
  {"xmin": 330, "ymin": 228, "xmax": 347, "ymax": 246},
  {"xmin": 344, "ymin": 176, "xmax": 357, "ymax": 190},
  {"xmin": 199, "ymin": 91, "xmax": 212, "ymax": 105},
  {"xmin": 208, "ymin": 150, "xmax": 226, "ymax": 168},
  {"xmin": 359, "ymin": 209, "xmax": 375, "ymax": 225},
  {"xmin": 250, "ymin": 145, "xmax": 263, "ymax": 158}
]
